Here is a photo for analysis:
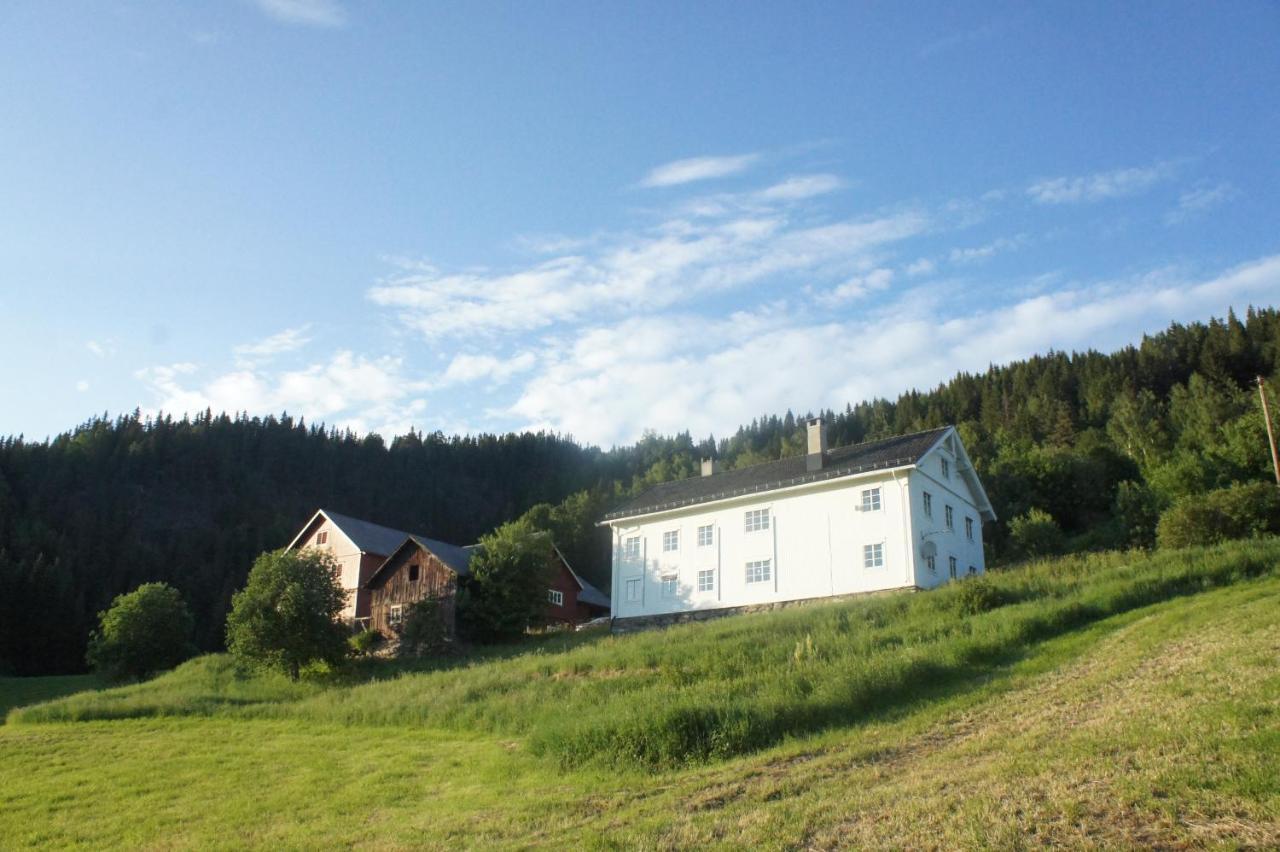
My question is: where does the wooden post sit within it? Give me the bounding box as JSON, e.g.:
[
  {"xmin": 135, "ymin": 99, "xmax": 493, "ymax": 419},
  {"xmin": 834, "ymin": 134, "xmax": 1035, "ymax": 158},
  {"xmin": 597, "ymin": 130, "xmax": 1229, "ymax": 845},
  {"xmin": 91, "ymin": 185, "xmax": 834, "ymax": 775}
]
[{"xmin": 1259, "ymin": 376, "xmax": 1280, "ymax": 487}]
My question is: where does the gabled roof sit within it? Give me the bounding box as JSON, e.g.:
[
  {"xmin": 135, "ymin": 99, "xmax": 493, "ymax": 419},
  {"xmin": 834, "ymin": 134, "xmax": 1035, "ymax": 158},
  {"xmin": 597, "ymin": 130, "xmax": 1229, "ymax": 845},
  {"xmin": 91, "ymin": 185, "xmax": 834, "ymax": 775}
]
[
  {"xmin": 286, "ymin": 508, "xmax": 423, "ymax": 557},
  {"xmin": 364, "ymin": 534, "xmax": 476, "ymax": 588},
  {"xmin": 603, "ymin": 427, "xmax": 953, "ymax": 522},
  {"xmin": 554, "ymin": 545, "xmax": 610, "ymax": 610}
]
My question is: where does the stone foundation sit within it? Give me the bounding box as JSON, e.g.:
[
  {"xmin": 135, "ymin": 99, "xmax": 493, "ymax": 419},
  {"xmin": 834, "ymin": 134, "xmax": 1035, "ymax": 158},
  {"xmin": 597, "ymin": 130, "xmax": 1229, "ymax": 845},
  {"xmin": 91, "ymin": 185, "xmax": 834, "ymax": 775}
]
[{"xmin": 610, "ymin": 585, "xmax": 919, "ymax": 634}]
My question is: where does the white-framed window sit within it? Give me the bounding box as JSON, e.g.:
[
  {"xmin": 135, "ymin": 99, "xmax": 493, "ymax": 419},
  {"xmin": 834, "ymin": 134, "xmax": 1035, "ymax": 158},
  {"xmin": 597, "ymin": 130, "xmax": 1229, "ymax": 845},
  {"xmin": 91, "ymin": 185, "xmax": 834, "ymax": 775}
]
[
  {"xmin": 966, "ymin": 517, "xmax": 974, "ymax": 541},
  {"xmin": 926, "ymin": 554, "xmax": 936, "ymax": 573},
  {"xmin": 626, "ymin": 578, "xmax": 642, "ymax": 602},
  {"xmin": 389, "ymin": 604, "xmax": 404, "ymax": 627},
  {"xmin": 661, "ymin": 576, "xmax": 678, "ymax": 598},
  {"xmin": 923, "ymin": 492, "xmax": 932, "ymax": 518},
  {"xmin": 697, "ymin": 569, "xmax": 715, "ymax": 592},
  {"xmin": 745, "ymin": 559, "xmax": 772, "ymax": 584},
  {"xmin": 623, "ymin": 537, "xmax": 641, "ymax": 561},
  {"xmin": 697, "ymin": 524, "xmax": 714, "ymax": 547},
  {"xmin": 662, "ymin": 529, "xmax": 680, "ymax": 552},
  {"xmin": 861, "ymin": 487, "xmax": 881, "ymax": 512},
  {"xmin": 945, "ymin": 505, "xmax": 954, "ymax": 529},
  {"xmin": 547, "ymin": 589, "xmax": 564, "ymax": 606},
  {"xmin": 316, "ymin": 531, "xmax": 328, "ymax": 545},
  {"xmin": 863, "ymin": 542, "xmax": 884, "ymax": 568},
  {"xmin": 745, "ymin": 508, "xmax": 770, "ymax": 532},
  {"xmin": 949, "ymin": 556, "xmax": 958, "ymax": 579},
  {"xmin": 941, "ymin": 457, "xmax": 951, "ymax": 479}
]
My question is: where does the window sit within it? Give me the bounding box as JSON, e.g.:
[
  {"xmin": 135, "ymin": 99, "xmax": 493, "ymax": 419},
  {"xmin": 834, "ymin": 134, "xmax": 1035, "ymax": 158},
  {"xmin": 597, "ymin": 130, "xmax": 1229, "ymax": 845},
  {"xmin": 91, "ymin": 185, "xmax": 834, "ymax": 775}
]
[
  {"xmin": 408, "ymin": 564, "xmax": 420, "ymax": 583},
  {"xmin": 663, "ymin": 530, "xmax": 680, "ymax": 552},
  {"xmin": 965, "ymin": 517, "xmax": 974, "ymax": 541},
  {"xmin": 624, "ymin": 537, "xmax": 641, "ymax": 561},
  {"xmin": 744, "ymin": 508, "xmax": 770, "ymax": 532},
  {"xmin": 697, "ymin": 524, "xmax": 714, "ymax": 547},
  {"xmin": 949, "ymin": 556, "xmax": 958, "ymax": 579},
  {"xmin": 316, "ymin": 531, "xmax": 328, "ymax": 545},
  {"xmin": 697, "ymin": 569, "xmax": 715, "ymax": 592},
  {"xmin": 389, "ymin": 604, "xmax": 404, "ymax": 627},
  {"xmin": 945, "ymin": 505, "xmax": 954, "ymax": 530},
  {"xmin": 547, "ymin": 589, "xmax": 564, "ymax": 606},
  {"xmin": 626, "ymin": 578, "xmax": 642, "ymax": 602},
  {"xmin": 926, "ymin": 554, "xmax": 936, "ymax": 573},
  {"xmin": 941, "ymin": 457, "xmax": 951, "ymax": 479},
  {"xmin": 661, "ymin": 576, "xmax": 678, "ymax": 598},
  {"xmin": 861, "ymin": 487, "xmax": 881, "ymax": 512},
  {"xmin": 745, "ymin": 559, "xmax": 772, "ymax": 584},
  {"xmin": 923, "ymin": 492, "xmax": 933, "ymax": 518},
  {"xmin": 968, "ymin": 565, "xmax": 977, "ymax": 576},
  {"xmin": 863, "ymin": 542, "xmax": 884, "ymax": 568}
]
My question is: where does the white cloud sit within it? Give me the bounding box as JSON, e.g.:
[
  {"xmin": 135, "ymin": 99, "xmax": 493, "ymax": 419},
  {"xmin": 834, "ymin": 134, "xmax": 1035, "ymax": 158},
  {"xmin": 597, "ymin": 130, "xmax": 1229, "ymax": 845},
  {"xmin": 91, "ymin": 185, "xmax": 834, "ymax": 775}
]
[
  {"xmin": 816, "ymin": 268, "xmax": 894, "ymax": 306},
  {"xmin": 75, "ymin": 380, "xmax": 90, "ymax": 393},
  {"xmin": 86, "ymin": 339, "xmax": 116, "ymax": 358},
  {"xmin": 251, "ymin": 0, "xmax": 346, "ymax": 28},
  {"xmin": 1165, "ymin": 182, "xmax": 1238, "ymax": 225},
  {"xmin": 756, "ymin": 174, "xmax": 844, "ymax": 202},
  {"xmin": 905, "ymin": 258, "xmax": 936, "ymax": 277},
  {"xmin": 137, "ymin": 352, "xmax": 426, "ymax": 436},
  {"xmin": 948, "ymin": 235, "xmax": 1023, "ymax": 265},
  {"xmin": 640, "ymin": 154, "xmax": 759, "ymax": 188},
  {"xmin": 232, "ymin": 325, "xmax": 313, "ymax": 364},
  {"xmin": 438, "ymin": 352, "xmax": 537, "ymax": 388},
  {"xmin": 1027, "ymin": 163, "xmax": 1175, "ymax": 204},
  {"xmin": 505, "ymin": 254, "xmax": 1280, "ymax": 446}
]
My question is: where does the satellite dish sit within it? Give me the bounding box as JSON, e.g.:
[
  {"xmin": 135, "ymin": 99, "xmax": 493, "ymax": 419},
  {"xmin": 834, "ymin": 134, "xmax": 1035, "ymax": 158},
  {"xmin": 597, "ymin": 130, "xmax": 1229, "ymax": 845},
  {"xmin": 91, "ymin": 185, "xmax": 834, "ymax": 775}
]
[{"xmin": 920, "ymin": 540, "xmax": 938, "ymax": 559}]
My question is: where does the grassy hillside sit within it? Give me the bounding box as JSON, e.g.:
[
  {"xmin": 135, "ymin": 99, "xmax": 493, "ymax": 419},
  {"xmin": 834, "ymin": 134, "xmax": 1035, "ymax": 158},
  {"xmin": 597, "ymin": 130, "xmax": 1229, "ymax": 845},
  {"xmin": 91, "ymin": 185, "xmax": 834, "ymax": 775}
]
[{"xmin": 2, "ymin": 541, "xmax": 1278, "ymax": 846}]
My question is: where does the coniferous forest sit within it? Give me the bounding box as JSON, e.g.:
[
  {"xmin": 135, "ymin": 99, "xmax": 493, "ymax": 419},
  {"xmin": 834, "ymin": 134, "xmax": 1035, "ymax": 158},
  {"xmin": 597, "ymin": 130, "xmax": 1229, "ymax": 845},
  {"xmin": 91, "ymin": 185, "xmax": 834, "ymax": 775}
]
[{"xmin": 2, "ymin": 307, "xmax": 1278, "ymax": 675}]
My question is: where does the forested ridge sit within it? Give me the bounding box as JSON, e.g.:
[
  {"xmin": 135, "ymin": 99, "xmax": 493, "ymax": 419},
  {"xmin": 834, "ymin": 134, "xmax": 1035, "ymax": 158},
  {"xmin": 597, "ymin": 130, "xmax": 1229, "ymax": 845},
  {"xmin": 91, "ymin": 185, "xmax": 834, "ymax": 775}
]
[{"xmin": 3, "ymin": 307, "xmax": 1278, "ymax": 674}]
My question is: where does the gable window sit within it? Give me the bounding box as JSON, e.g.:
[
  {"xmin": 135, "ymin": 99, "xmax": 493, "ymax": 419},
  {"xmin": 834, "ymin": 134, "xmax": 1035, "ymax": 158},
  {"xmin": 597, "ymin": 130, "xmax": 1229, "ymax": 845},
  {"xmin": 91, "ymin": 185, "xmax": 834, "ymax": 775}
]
[
  {"xmin": 547, "ymin": 589, "xmax": 564, "ymax": 606},
  {"xmin": 697, "ymin": 524, "xmax": 714, "ymax": 547},
  {"xmin": 697, "ymin": 569, "xmax": 715, "ymax": 592},
  {"xmin": 389, "ymin": 604, "xmax": 404, "ymax": 627},
  {"xmin": 745, "ymin": 559, "xmax": 772, "ymax": 584},
  {"xmin": 863, "ymin": 542, "xmax": 884, "ymax": 568},
  {"xmin": 861, "ymin": 488, "xmax": 882, "ymax": 512},
  {"xmin": 926, "ymin": 554, "xmax": 936, "ymax": 573},
  {"xmin": 661, "ymin": 576, "xmax": 678, "ymax": 598},
  {"xmin": 408, "ymin": 564, "xmax": 420, "ymax": 583},
  {"xmin": 662, "ymin": 530, "xmax": 680, "ymax": 552},
  {"xmin": 745, "ymin": 508, "xmax": 770, "ymax": 532},
  {"xmin": 945, "ymin": 505, "xmax": 954, "ymax": 530},
  {"xmin": 623, "ymin": 537, "xmax": 641, "ymax": 561},
  {"xmin": 941, "ymin": 458, "xmax": 951, "ymax": 479},
  {"xmin": 923, "ymin": 492, "xmax": 933, "ymax": 518},
  {"xmin": 965, "ymin": 517, "xmax": 974, "ymax": 541},
  {"xmin": 626, "ymin": 578, "xmax": 642, "ymax": 602},
  {"xmin": 949, "ymin": 556, "xmax": 958, "ymax": 579},
  {"xmin": 316, "ymin": 531, "xmax": 328, "ymax": 545}
]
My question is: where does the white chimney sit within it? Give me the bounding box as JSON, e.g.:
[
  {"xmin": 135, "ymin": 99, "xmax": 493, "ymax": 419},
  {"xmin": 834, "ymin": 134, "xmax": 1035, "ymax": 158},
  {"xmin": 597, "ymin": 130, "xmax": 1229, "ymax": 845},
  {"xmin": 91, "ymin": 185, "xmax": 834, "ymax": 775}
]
[
  {"xmin": 700, "ymin": 457, "xmax": 721, "ymax": 477},
  {"xmin": 806, "ymin": 417, "xmax": 827, "ymax": 472}
]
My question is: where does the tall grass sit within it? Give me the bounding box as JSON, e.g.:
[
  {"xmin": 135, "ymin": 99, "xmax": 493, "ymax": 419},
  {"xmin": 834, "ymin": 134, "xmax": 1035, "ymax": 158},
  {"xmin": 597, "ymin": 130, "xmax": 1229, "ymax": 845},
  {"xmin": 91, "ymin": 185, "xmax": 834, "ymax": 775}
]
[{"xmin": 12, "ymin": 540, "xmax": 1278, "ymax": 769}]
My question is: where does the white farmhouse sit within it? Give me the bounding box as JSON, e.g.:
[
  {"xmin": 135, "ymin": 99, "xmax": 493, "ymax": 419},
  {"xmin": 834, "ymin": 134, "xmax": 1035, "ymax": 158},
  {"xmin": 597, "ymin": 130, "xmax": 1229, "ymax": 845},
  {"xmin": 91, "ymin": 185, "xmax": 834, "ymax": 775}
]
[{"xmin": 602, "ymin": 420, "xmax": 996, "ymax": 625}]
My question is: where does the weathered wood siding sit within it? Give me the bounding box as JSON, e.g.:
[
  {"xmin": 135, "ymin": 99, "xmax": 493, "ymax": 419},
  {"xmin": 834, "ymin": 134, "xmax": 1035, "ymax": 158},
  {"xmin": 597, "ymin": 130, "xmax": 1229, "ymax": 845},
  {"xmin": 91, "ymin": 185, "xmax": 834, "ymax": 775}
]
[{"xmin": 367, "ymin": 548, "xmax": 459, "ymax": 637}]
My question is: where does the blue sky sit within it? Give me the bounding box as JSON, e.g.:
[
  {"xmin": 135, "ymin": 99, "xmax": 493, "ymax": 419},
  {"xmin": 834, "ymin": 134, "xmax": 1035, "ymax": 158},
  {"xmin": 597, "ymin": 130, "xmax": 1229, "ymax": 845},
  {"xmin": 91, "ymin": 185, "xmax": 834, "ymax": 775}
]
[{"xmin": 2, "ymin": 1, "xmax": 1278, "ymax": 446}]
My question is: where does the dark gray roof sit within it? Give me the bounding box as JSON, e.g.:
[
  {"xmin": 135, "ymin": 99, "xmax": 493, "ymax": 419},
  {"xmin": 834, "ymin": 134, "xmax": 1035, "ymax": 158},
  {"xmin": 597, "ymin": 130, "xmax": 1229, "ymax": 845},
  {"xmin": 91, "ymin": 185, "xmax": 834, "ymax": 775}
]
[
  {"xmin": 317, "ymin": 509, "xmax": 423, "ymax": 557},
  {"xmin": 364, "ymin": 533, "xmax": 476, "ymax": 588},
  {"xmin": 603, "ymin": 427, "xmax": 951, "ymax": 522},
  {"xmin": 573, "ymin": 575, "xmax": 610, "ymax": 609}
]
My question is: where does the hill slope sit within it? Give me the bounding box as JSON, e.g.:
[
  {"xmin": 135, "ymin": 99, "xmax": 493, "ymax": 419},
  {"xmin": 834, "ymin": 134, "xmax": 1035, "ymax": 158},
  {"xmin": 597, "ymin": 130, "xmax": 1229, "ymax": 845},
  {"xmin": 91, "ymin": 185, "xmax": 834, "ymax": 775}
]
[{"xmin": 1, "ymin": 542, "xmax": 1278, "ymax": 847}]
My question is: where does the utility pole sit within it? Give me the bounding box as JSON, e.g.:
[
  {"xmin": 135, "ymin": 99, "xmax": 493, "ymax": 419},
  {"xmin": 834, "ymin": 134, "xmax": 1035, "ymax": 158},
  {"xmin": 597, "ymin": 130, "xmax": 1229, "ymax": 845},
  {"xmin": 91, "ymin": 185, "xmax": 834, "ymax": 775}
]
[{"xmin": 1259, "ymin": 375, "xmax": 1280, "ymax": 487}]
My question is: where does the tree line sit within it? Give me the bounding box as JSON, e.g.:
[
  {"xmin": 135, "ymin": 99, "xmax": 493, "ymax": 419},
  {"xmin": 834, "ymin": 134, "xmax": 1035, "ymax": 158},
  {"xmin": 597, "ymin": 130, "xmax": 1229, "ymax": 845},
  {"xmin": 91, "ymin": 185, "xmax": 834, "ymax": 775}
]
[{"xmin": 3, "ymin": 306, "xmax": 1278, "ymax": 674}]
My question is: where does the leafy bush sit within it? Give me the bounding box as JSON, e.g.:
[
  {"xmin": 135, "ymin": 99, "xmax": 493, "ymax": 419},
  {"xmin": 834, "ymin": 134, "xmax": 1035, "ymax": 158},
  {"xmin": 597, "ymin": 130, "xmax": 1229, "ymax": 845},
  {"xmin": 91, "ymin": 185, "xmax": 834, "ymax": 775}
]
[
  {"xmin": 348, "ymin": 629, "xmax": 383, "ymax": 657},
  {"xmin": 1113, "ymin": 480, "xmax": 1163, "ymax": 549},
  {"xmin": 86, "ymin": 582, "xmax": 194, "ymax": 682},
  {"xmin": 459, "ymin": 519, "xmax": 556, "ymax": 641},
  {"xmin": 225, "ymin": 549, "xmax": 349, "ymax": 680},
  {"xmin": 398, "ymin": 599, "xmax": 450, "ymax": 657},
  {"xmin": 951, "ymin": 577, "xmax": 1005, "ymax": 615},
  {"xmin": 1007, "ymin": 508, "xmax": 1065, "ymax": 559},
  {"xmin": 1156, "ymin": 481, "xmax": 1280, "ymax": 549}
]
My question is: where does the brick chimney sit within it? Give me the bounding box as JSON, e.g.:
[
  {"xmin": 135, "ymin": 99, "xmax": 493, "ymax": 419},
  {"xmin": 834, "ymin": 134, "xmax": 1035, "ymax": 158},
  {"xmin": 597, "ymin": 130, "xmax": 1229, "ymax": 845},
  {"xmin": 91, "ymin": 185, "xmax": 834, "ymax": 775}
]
[
  {"xmin": 806, "ymin": 417, "xmax": 827, "ymax": 472},
  {"xmin": 700, "ymin": 457, "xmax": 721, "ymax": 477}
]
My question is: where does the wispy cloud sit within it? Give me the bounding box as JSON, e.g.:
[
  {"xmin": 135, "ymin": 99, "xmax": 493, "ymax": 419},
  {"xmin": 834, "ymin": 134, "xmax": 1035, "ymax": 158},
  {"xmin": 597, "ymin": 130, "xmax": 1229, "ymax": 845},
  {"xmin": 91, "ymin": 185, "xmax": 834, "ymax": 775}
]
[
  {"xmin": 86, "ymin": 339, "xmax": 117, "ymax": 358},
  {"xmin": 905, "ymin": 258, "xmax": 936, "ymax": 277},
  {"xmin": 437, "ymin": 352, "xmax": 537, "ymax": 388},
  {"xmin": 918, "ymin": 21, "xmax": 1001, "ymax": 59},
  {"xmin": 1027, "ymin": 162, "xmax": 1175, "ymax": 204},
  {"xmin": 233, "ymin": 325, "xmax": 312, "ymax": 364},
  {"xmin": 815, "ymin": 268, "xmax": 894, "ymax": 306},
  {"xmin": 640, "ymin": 154, "xmax": 759, "ymax": 188},
  {"xmin": 756, "ymin": 174, "xmax": 844, "ymax": 202},
  {"xmin": 948, "ymin": 235, "xmax": 1024, "ymax": 265},
  {"xmin": 1165, "ymin": 182, "xmax": 1237, "ymax": 225},
  {"xmin": 251, "ymin": 0, "xmax": 346, "ymax": 28}
]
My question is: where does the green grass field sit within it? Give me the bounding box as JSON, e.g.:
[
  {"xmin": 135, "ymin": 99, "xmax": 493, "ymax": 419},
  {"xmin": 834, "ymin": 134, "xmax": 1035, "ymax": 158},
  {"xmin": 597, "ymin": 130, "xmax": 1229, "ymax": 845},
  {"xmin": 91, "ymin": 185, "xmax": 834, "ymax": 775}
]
[{"xmin": 2, "ymin": 540, "xmax": 1278, "ymax": 848}]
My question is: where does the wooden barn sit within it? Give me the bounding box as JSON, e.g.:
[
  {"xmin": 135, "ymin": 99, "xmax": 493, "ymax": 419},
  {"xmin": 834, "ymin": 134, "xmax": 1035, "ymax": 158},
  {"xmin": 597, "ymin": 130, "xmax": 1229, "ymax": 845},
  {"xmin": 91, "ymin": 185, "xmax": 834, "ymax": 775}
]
[{"xmin": 545, "ymin": 545, "xmax": 610, "ymax": 626}]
